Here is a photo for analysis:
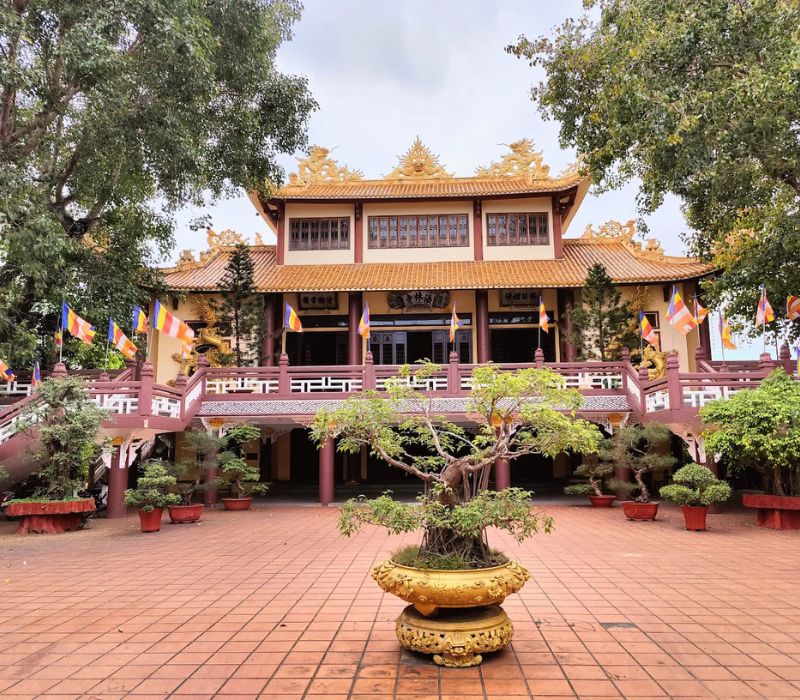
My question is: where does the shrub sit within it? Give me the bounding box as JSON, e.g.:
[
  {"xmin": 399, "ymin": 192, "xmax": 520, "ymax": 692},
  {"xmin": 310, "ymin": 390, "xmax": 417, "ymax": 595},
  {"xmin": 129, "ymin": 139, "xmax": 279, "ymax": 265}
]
[
  {"xmin": 603, "ymin": 423, "xmax": 676, "ymax": 502},
  {"xmin": 564, "ymin": 460, "xmax": 614, "ymax": 497},
  {"xmin": 659, "ymin": 463, "xmax": 732, "ymax": 507},
  {"xmin": 215, "ymin": 424, "xmax": 268, "ymax": 499},
  {"xmin": 125, "ymin": 461, "xmax": 181, "ymax": 512}
]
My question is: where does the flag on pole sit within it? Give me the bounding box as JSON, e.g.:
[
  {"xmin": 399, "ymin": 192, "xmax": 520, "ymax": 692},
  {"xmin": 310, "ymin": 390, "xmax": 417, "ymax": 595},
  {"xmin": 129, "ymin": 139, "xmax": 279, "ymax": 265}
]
[
  {"xmin": 667, "ymin": 286, "xmax": 697, "ymax": 335},
  {"xmin": 53, "ymin": 330, "xmax": 63, "ymax": 349},
  {"xmin": 639, "ymin": 311, "xmax": 660, "ymax": 351},
  {"xmin": 358, "ymin": 302, "xmax": 371, "ymax": 340},
  {"xmin": 538, "ymin": 296, "xmax": 550, "ymax": 334},
  {"xmin": 756, "ymin": 286, "xmax": 775, "ymax": 325},
  {"xmin": 449, "ymin": 305, "xmax": 464, "ymax": 343},
  {"xmin": 284, "ymin": 302, "xmax": 303, "ymax": 332},
  {"xmin": 0, "ymin": 358, "xmax": 14, "ymax": 382},
  {"xmin": 61, "ymin": 303, "xmax": 96, "ymax": 345},
  {"xmin": 108, "ymin": 319, "xmax": 138, "ymax": 360},
  {"xmin": 693, "ymin": 297, "xmax": 708, "ymax": 325},
  {"xmin": 719, "ymin": 315, "xmax": 737, "ymax": 350},
  {"xmin": 786, "ymin": 295, "xmax": 800, "ymax": 321},
  {"xmin": 31, "ymin": 361, "xmax": 41, "ymax": 388},
  {"xmin": 132, "ymin": 306, "xmax": 148, "ymax": 334},
  {"xmin": 153, "ymin": 301, "xmax": 195, "ymax": 344},
  {"xmin": 180, "ymin": 343, "xmax": 193, "ymax": 361}
]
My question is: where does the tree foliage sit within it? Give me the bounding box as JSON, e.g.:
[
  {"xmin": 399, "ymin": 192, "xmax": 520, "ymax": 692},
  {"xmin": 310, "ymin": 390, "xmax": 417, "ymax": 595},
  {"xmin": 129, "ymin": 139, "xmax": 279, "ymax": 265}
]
[
  {"xmin": 219, "ymin": 243, "xmax": 262, "ymax": 366},
  {"xmin": 509, "ymin": 0, "xmax": 800, "ymax": 336},
  {"xmin": 216, "ymin": 423, "xmax": 267, "ymax": 499},
  {"xmin": 171, "ymin": 429, "xmax": 224, "ymax": 505},
  {"xmin": 659, "ymin": 462, "xmax": 731, "ymax": 507},
  {"xmin": 0, "ymin": 0, "xmax": 316, "ymax": 368},
  {"xmin": 603, "ymin": 423, "xmax": 676, "ymax": 502},
  {"xmin": 124, "ymin": 460, "xmax": 181, "ymax": 513},
  {"xmin": 700, "ymin": 369, "xmax": 800, "ymax": 497},
  {"xmin": 564, "ymin": 459, "xmax": 614, "ymax": 497}
]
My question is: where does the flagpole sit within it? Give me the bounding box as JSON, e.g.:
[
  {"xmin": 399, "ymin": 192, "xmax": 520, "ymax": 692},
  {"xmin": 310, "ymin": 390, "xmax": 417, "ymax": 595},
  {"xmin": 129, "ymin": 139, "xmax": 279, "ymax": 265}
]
[
  {"xmin": 59, "ymin": 298, "xmax": 65, "ymax": 363},
  {"xmin": 720, "ymin": 316, "xmax": 726, "ymax": 365}
]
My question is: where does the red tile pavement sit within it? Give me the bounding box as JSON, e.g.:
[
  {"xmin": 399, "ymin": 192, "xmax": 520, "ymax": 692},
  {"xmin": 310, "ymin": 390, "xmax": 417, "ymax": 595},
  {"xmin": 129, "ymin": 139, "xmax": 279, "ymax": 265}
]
[{"xmin": 0, "ymin": 499, "xmax": 799, "ymax": 699}]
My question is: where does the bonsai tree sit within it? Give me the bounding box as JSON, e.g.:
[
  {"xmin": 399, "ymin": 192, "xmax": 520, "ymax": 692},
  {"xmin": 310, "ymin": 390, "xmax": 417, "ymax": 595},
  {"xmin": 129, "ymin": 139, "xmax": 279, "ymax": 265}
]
[
  {"xmin": 659, "ymin": 463, "xmax": 732, "ymax": 507},
  {"xmin": 172, "ymin": 429, "xmax": 224, "ymax": 505},
  {"xmin": 700, "ymin": 369, "xmax": 800, "ymax": 497},
  {"xmin": 216, "ymin": 424, "xmax": 268, "ymax": 499},
  {"xmin": 564, "ymin": 460, "xmax": 614, "ymax": 497},
  {"xmin": 124, "ymin": 461, "xmax": 181, "ymax": 512},
  {"xmin": 21, "ymin": 377, "xmax": 108, "ymax": 500},
  {"xmin": 311, "ymin": 362, "xmax": 601, "ymax": 569},
  {"xmin": 606, "ymin": 423, "xmax": 676, "ymax": 502}
]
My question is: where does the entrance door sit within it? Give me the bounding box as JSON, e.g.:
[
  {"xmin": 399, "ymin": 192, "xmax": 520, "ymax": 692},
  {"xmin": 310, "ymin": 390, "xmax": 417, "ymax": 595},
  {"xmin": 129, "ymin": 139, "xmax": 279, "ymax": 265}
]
[
  {"xmin": 432, "ymin": 330, "xmax": 472, "ymax": 364},
  {"xmin": 370, "ymin": 331, "xmax": 407, "ymax": 365}
]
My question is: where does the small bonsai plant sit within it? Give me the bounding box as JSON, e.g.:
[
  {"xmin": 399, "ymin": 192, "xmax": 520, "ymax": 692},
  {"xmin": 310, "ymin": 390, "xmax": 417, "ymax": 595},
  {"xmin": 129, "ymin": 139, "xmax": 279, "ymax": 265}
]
[
  {"xmin": 564, "ymin": 460, "xmax": 615, "ymax": 503},
  {"xmin": 216, "ymin": 424, "xmax": 268, "ymax": 505},
  {"xmin": 606, "ymin": 423, "xmax": 676, "ymax": 503},
  {"xmin": 659, "ymin": 463, "xmax": 732, "ymax": 507},
  {"xmin": 173, "ymin": 429, "xmax": 224, "ymax": 505},
  {"xmin": 124, "ymin": 461, "xmax": 181, "ymax": 512}
]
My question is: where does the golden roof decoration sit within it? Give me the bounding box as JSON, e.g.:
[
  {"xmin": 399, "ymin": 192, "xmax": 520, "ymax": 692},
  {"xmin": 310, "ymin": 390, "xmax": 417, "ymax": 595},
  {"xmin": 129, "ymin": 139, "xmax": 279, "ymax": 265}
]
[
  {"xmin": 581, "ymin": 219, "xmax": 666, "ymax": 261},
  {"xmin": 286, "ymin": 145, "xmax": 363, "ymax": 187},
  {"xmin": 475, "ymin": 139, "xmax": 551, "ymax": 180},
  {"xmin": 207, "ymin": 228, "xmax": 246, "ymax": 249},
  {"xmin": 384, "ymin": 137, "xmax": 453, "ymax": 180}
]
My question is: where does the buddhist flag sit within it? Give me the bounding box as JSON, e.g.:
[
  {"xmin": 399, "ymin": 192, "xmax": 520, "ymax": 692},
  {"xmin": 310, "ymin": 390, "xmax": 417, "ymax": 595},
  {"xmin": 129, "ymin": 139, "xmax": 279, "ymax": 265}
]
[
  {"xmin": 358, "ymin": 302, "xmax": 371, "ymax": 340},
  {"xmin": 756, "ymin": 286, "xmax": 775, "ymax": 326},
  {"xmin": 108, "ymin": 319, "xmax": 138, "ymax": 360},
  {"xmin": 31, "ymin": 361, "xmax": 41, "ymax": 388},
  {"xmin": 693, "ymin": 297, "xmax": 708, "ymax": 325},
  {"xmin": 284, "ymin": 302, "xmax": 303, "ymax": 332},
  {"xmin": 795, "ymin": 346, "xmax": 800, "ymax": 377},
  {"xmin": 786, "ymin": 295, "xmax": 800, "ymax": 321},
  {"xmin": 538, "ymin": 296, "xmax": 550, "ymax": 333},
  {"xmin": 449, "ymin": 304, "xmax": 464, "ymax": 343},
  {"xmin": 667, "ymin": 286, "xmax": 697, "ymax": 335},
  {"xmin": 133, "ymin": 306, "xmax": 148, "ymax": 334},
  {"xmin": 0, "ymin": 358, "xmax": 14, "ymax": 382},
  {"xmin": 720, "ymin": 315, "xmax": 737, "ymax": 350},
  {"xmin": 61, "ymin": 303, "xmax": 96, "ymax": 345},
  {"xmin": 53, "ymin": 329, "xmax": 63, "ymax": 349},
  {"xmin": 639, "ymin": 311, "xmax": 660, "ymax": 351},
  {"xmin": 153, "ymin": 301, "xmax": 195, "ymax": 344}
]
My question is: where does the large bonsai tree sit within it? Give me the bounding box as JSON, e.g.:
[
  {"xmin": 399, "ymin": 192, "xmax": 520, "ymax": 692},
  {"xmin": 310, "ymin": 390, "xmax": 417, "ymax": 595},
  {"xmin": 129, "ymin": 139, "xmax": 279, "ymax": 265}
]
[
  {"xmin": 606, "ymin": 423, "xmax": 676, "ymax": 503},
  {"xmin": 564, "ymin": 460, "xmax": 614, "ymax": 497},
  {"xmin": 216, "ymin": 424, "xmax": 268, "ymax": 499},
  {"xmin": 172, "ymin": 429, "xmax": 225, "ymax": 505},
  {"xmin": 700, "ymin": 370, "xmax": 800, "ymax": 497},
  {"xmin": 659, "ymin": 463, "xmax": 731, "ymax": 508},
  {"xmin": 311, "ymin": 363, "xmax": 601, "ymax": 568}
]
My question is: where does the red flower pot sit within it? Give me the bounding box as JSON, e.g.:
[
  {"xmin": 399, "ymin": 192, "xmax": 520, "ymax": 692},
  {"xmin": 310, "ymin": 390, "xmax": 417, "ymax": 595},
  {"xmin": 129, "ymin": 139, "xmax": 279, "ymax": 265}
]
[
  {"xmin": 682, "ymin": 505, "xmax": 708, "ymax": 531},
  {"xmin": 588, "ymin": 495, "xmax": 616, "ymax": 508},
  {"xmin": 621, "ymin": 501, "xmax": 659, "ymax": 521},
  {"xmin": 222, "ymin": 497, "xmax": 253, "ymax": 511},
  {"xmin": 168, "ymin": 504, "xmax": 204, "ymax": 524},
  {"xmin": 137, "ymin": 508, "xmax": 164, "ymax": 532}
]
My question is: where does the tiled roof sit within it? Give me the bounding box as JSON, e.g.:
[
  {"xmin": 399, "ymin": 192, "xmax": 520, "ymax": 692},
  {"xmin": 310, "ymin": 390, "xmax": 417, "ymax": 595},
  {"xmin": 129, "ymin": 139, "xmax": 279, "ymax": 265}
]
[{"xmin": 162, "ymin": 241, "xmax": 713, "ymax": 292}]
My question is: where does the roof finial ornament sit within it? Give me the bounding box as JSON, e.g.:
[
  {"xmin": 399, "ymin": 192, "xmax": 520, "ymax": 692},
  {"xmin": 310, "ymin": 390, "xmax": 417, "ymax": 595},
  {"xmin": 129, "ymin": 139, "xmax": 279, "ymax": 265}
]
[
  {"xmin": 207, "ymin": 228, "xmax": 245, "ymax": 249},
  {"xmin": 384, "ymin": 137, "xmax": 452, "ymax": 180},
  {"xmin": 287, "ymin": 145, "xmax": 363, "ymax": 187},
  {"xmin": 475, "ymin": 139, "xmax": 551, "ymax": 179},
  {"xmin": 581, "ymin": 219, "xmax": 665, "ymax": 261}
]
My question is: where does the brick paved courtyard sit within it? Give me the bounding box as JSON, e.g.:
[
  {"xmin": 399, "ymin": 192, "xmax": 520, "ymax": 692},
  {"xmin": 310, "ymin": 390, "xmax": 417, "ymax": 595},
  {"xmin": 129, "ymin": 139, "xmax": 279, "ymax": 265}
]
[{"xmin": 1, "ymin": 500, "xmax": 799, "ymax": 699}]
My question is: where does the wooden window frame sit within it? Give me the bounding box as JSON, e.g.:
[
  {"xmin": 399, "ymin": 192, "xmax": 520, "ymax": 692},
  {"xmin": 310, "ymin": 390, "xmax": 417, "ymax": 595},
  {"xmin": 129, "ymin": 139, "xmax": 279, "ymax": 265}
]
[
  {"xmin": 288, "ymin": 217, "xmax": 350, "ymax": 251},
  {"xmin": 486, "ymin": 212, "xmax": 549, "ymax": 246},
  {"xmin": 367, "ymin": 214, "xmax": 469, "ymax": 249}
]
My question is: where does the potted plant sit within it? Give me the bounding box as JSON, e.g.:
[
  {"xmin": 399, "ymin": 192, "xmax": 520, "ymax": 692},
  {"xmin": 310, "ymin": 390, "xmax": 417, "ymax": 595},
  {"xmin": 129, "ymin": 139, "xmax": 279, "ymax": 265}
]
[
  {"xmin": 659, "ymin": 463, "xmax": 732, "ymax": 531},
  {"xmin": 311, "ymin": 361, "xmax": 600, "ymax": 667},
  {"xmin": 124, "ymin": 461, "xmax": 181, "ymax": 532},
  {"xmin": 216, "ymin": 424, "xmax": 268, "ymax": 510},
  {"xmin": 700, "ymin": 369, "xmax": 800, "ymax": 529},
  {"xmin": 563, "ymin": 460, "xmax": 615, "ymax": 506},
  {"xmin": 5, "ymin": 377, "xmax": 106, "ymax": 533},
  {"xmin": 167, "ymin": 430, "xmax": 223, "ymax": 523},
  {"xmin": 606, "ymin": 423, "xmax": 676, "ymax": 521}
]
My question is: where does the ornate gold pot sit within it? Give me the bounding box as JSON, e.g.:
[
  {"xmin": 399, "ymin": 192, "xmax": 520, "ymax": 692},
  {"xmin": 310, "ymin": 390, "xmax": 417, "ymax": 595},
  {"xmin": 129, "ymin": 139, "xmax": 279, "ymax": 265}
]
[{"xmin": 371, "ymin": 559, "xmax": 529, "ymax": 616}]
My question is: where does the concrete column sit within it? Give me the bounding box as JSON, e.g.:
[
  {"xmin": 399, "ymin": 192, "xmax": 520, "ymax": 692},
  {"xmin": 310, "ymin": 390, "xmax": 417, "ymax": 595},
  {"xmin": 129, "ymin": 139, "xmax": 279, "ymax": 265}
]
[
  {"xmin": 475, "ymin": 290, "xmax": 490, "ymax": 363},
  {"xmin": 495, "ymin": 457, "xmax": 510, "ymax": 491},
  {"xmin": 319, "ymin": 436, "xmax": 334, "ymax": 506},
  {"xmin": 106, "ymin": 443, "xmax": 128, "ymax": 519},
  {"xmin": 348, "ymin": 292, "xmax": 362, "ymax": 365}
]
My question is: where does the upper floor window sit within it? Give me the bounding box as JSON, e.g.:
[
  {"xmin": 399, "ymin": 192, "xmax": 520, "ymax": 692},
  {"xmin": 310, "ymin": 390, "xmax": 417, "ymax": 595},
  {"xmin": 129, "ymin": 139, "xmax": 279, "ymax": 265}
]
[
  {"xmin": 289, "ymin": 217, "xmax": 350, "ymax": 251},
  {"xmin": 368, "ymin": 214, "xmax": 469, "ymax": 249},
  {"xmin": 487, "ymin": 213, "xmax": 549, "ymax": 246}
]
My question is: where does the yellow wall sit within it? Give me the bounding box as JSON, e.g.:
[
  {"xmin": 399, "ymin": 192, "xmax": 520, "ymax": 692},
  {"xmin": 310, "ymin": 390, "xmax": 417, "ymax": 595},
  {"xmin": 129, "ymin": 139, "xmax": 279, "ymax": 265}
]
[
  {"xmin": 284, "ymin": 203, "xmax": 355, "ymax": 266},
  {"xmin": 482, "ymin": 197, "xmax": 555, "ymax": 261}
]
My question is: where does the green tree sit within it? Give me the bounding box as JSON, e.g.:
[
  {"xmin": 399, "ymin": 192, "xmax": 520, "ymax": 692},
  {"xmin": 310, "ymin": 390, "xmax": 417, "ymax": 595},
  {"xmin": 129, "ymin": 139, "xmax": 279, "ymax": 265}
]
[
  {"xmin": 567, "ymin": 263, "xmax": 634, "ymax": 360},
  {"xmin": 509, "ymin": 0, "xmax": 800, "ymax": 336},
  {"xmin": 216, "ymin": 424, "xmax": 267, "ymax": 499},
  {"xmin": 605, "ymin": 423, "xmax": 677, "ymax": 502},
  {"xmin": 659, "ymin": 463, "xmax": 732, "ymax": 507},
  {"xmin": 220, "ymin": 243, "xmax": 262, "ymax": 366},
  {"xmin": 0, "ymin": 0, "xmax": 316, "ymax": 368},
  {"xmin": 125, "ymin": 461, "xmax": 181, "ymax": 513},
  {"xmin": 701, "ymin": 370, "xmax": 800, "ymax": 497}
]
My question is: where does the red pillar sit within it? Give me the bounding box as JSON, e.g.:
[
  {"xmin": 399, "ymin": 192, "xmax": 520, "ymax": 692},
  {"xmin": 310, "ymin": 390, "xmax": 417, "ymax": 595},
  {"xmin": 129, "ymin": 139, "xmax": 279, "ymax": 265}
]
[
  {"xmin": 106, "ymin": 443, "xmax": 128, "ymax": 519},
  {"xmin": 354, "ymin": 202, "xmax": 363, "ymax": 263},
  {"xmin": 495, "ymin": 457, "xmax": 510, "ymax": 491},
  {"xmin": 551, "ymin": 196, "xmax": 564, "ymax": 259},
  {"xmin": 473, "ymin": 200, "xmax": 484, "ymax": 262},
  {"xmin": 276, "ymin": 202, "xmax": 285, "ymax": 265},
  {"xmin": 262, "ymin": 294, "xmax": 279, "ymax": 366},
  {"xmin": 475, "ymin": 290, "xmax": 490, "ymax": 363},
  {"xmin": 319, "ymin": 436, "xmax": 334, "ymax": 506},
  {"xmin": 204, "ymin": 463, "xmax": 219, "ymax": 507},
  {"xmin": 348, "ymin": 292, "xmax": 362, "ymax": 365}
]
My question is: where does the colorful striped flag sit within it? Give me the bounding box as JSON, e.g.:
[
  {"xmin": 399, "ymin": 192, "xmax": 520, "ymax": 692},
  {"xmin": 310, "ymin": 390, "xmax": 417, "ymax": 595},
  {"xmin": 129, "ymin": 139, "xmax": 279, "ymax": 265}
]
[
  {"xmin": 31, "ymin": 361, "xmax": 41, "ymax": 388},
  {"xmin": 786, "ymin": 295, "xmax": 800, "ymax": 321},
  {"xmin": 795, "ymin": 347, "xmax": 800, "ymax": 377},
  {"xmin": 284, "ymin": 303, "xmax": 303, "ymax": 332},
  {"xmin": 756, "ymin": 286, "xmax": 775, "ymax": 326},
  {"xmin": 0, "ymin": 358, "xmax": 14, "ymax": 382},
  {"xmin": 53, "ymin": 329, "xmax": 63, "ymax": 349},
  {"xmin": 538, "ymin": 296, "xmax": 550, "ymax": 334},
  {"xmin": 639, "ymin": 311, "xmax": 660, "ymax": 351},
  {"xmin": 449, "ymin": 304, "xmax": 464, "ymax": 343},
  {"xmin": 133, "ymin": 305, "xmax": 148, "ymax": 334},
  {"xmin": 358, "ymin": 302, "xmax": 371, "ymax": 340},
  {"xmin": 693, "ymin": 297, "xmax": 708, "ymax": 325},
  {"xmin": 108, "ymin": 319, "xmax": 138, "ymax": 360},
  {"xmin": 667, "ymin": 286, "xmax": 697, "ymax": 335},
  {"xmin": 61, "ymin": 303, "xmax": 96, "ymax": 345},
  {"xmin": 152, "ymin": 301, "xmax": 195, "ymax": 344},
  {"xmin": 719, "ymin": 315, "xmax": 737, "ymax": 350}
]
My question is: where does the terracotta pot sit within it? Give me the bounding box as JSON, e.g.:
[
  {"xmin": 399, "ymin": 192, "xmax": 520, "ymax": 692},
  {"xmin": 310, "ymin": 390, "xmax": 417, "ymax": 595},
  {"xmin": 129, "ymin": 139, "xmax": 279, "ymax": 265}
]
[
  {"xmin": 588, "ymin": 495, "xmax": 616, "ymax": 508},
  {"xmin": 621, "ymin": 500, "xmax": 659, "ymax": 521},
  {"xmin": 222, "ymin": 497, "xmax": 253, "ymax": 511},
  {"xmin": 168, "ymin": 504, "xmax": 204, "ymax": 524},
  {"xmin": 5, "ymin": 499, "xmax": 96, "ymax": 534},
  {"xmin": 742, "ymin": 493, "xmax": 800, "ymax": 530},
  {"xmin": 137, "ymin": 508, "xmax": 164, "ymax": 532},
  {"xmin": 682, "ymin": 505, "xmax": 708, "ymax": 531}
]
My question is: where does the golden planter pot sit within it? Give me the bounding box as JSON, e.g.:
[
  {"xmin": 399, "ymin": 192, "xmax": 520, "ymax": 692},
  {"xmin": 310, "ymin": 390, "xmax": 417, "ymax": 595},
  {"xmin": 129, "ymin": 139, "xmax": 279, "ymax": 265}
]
[{"xmin": 371, "ymin": 559, "xmax": 529, "ymax": 617}]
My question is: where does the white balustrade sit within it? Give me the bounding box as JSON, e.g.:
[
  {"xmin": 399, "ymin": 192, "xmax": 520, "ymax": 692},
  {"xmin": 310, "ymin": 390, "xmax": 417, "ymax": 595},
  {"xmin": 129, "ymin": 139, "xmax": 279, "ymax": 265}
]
[
  {"xmin": 206, "ymin": 377, "xmax": 278, "ymax": 394},
  {"xmin": 291, "ymin": 376, "xmax": 362, "ymax": 393},
  {"xmin": 93, "ymin": 394, "xmax": 139, "ymax": 414},
  {"xmin": 378, "ymin": 375, "xmax": 447, "ymax": 392},
  {"xmin": 682, "ymin": 385, "xmax": 744, "ymax": 408},
  {"xmin": 0, "ymin": 381, "xmax": 32, "ymax": 397},
  {"xmin": 184, "ymin": 379, "xmax": 203, "ymax": 408},
  {"xmin": 151, "ymin": 396, "xmax": 181, "ymax": 418},
  {"xmin": 645, "ymin": 389, "xmax": 670, "ymax": 413},
  {"xmin": 0, "ymin": 414, "xmax": 25, "ymax": 444}
]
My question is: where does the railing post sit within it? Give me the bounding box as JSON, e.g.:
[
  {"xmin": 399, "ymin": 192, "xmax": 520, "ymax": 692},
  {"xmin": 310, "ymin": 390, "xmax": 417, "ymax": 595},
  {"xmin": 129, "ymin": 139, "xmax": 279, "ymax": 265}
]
[
  {"xmin": 363, "ymin": 351, "xmax": 376, "ymax": 390},
  {"xmin": 196, "ymin": 352, "xmax": 208, "ymax": 395},
  {"xmin": 278, "ymin": 353, "xmax": 290, "ymax": 396},
  {"xmin": 758, "ymin": 352, "xmax": 775, "ymax": 374},
  {"xmin": 51, "ymin": 362, "xmax": 67, "ymax": 379},
  {"xmin": 447, "ymin": 351, "xmax": 459, "ymax": 395},
  {"xmin": 534, "ymin": 347, "xmax": 545, "ymax": 368},
  {"xmin": 666, "ymin": 352, "xmax": 682, "ymax": 410},
  {"xmin": 620, "ymin": 347, "xmax": 630, "ymax": 392},
  {"xmin": 694, "ymin": 344, "xmax": 707, "ymax": 370},
  {"xmin": 779, "ymin": 343, "xmax": 793, "ymax": 375},
  {"xmin": 138, "ymin": 362, "xmax": 153, "ymax": 417}
]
